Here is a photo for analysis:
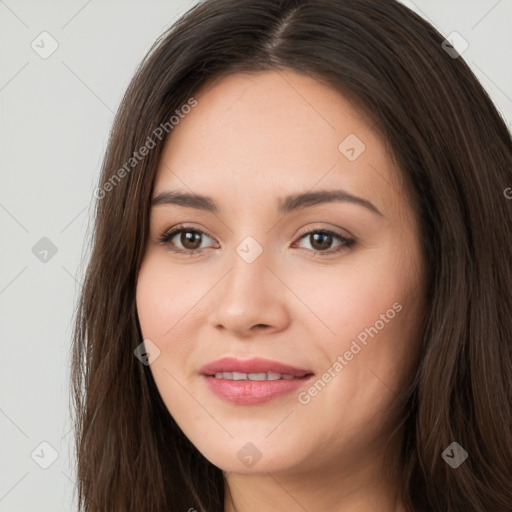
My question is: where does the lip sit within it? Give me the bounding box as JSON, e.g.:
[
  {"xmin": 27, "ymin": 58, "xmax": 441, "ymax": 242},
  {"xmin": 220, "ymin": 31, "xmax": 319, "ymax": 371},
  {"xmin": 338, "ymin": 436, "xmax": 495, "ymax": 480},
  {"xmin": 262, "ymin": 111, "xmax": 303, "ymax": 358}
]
[
  {"xmin": 200, "ymin": 357, "xmax": 315, "ymax": 405},
  {"xmin": 200, "ymin": 357, "xmax": 313, "ymax": 377}
]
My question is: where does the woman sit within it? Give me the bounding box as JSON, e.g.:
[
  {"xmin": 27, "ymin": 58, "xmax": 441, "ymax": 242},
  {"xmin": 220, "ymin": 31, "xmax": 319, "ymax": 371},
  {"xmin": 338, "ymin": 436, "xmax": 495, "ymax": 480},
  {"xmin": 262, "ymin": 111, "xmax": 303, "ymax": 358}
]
[{"xmin": 71, "ymin": 0, "xmax": 512, "ymax": 510}]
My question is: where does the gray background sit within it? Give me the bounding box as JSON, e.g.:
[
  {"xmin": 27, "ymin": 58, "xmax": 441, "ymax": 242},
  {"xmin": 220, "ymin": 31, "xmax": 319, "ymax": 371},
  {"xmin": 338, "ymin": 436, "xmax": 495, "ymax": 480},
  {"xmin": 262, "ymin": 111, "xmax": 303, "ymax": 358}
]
[{"xmin": 1, "ymin": 1, "xmax": 511, "ymax": 510}]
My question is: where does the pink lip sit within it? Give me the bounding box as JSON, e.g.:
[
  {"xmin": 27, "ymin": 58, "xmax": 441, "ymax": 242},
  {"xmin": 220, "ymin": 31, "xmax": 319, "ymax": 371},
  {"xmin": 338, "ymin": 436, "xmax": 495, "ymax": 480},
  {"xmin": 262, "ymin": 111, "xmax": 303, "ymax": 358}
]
[
  {"xmin": 199, "ymin": 357, "xmax": 315, "ymax": 405},
  {"xmin": 199, "ymin": 357, "xmax": 313, "ymax": 377}
]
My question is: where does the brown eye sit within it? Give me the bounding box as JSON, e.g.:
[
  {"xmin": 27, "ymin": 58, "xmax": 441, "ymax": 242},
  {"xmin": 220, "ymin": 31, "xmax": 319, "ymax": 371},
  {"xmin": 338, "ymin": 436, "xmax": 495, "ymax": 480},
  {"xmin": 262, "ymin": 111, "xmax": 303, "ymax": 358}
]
[
  {"xmin": 309, "ymin": 232, "xmax": 333, "ymax": 251},
  {"xmin": 294, "ymin": 229, "xmax": 355, "ymax": 255},
  {"xmin": 179, "ymin": 230, "xmax": 202, "ymax": 250},
  {"xmin": 157, "ymin": 226, "xmax": 216, "ymax": 254}
]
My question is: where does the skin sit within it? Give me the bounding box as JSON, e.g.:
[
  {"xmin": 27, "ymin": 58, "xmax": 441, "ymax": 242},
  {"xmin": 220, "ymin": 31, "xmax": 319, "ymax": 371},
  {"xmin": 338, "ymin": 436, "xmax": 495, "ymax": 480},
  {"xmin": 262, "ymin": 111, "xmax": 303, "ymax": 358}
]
[{"xmin": 136, "ymin": 69, "xmax": 427, "ymax": 512}]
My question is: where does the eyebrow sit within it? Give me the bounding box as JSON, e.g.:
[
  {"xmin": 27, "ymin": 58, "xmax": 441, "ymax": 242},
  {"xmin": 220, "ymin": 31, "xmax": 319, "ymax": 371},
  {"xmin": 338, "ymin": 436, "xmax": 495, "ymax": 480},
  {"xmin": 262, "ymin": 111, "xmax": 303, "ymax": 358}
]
[{"xmin": 151, "ymin": 189, "xmax": 383, "ymax": 216}]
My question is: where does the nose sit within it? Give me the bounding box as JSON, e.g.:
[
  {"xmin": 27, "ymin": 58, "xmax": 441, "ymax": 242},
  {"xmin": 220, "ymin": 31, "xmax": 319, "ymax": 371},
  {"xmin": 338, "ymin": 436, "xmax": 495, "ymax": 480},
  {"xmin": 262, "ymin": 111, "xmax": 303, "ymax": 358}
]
[{"xmin": 207, "ymin": 246, "xmax": 291, "ymax": 338}]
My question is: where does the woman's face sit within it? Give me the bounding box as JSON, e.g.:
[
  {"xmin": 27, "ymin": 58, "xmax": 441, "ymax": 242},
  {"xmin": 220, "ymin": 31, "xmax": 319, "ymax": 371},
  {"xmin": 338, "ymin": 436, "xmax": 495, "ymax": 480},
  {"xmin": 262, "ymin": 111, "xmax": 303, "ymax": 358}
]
[{"xmin": 136, "ymin": 70, "xmax": 426, "ymax": 476}]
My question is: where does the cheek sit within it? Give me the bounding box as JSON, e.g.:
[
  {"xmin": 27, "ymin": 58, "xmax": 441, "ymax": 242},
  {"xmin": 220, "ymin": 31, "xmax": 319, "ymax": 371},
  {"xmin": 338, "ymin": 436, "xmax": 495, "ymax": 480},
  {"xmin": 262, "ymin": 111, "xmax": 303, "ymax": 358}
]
[
  {"xmin": 135, "ymin": 257, "xmax": 200, "ymax": 387},
  {"xmin": 299, "ymin": 256, "xmax": 413, "ymax": 346},
  {"xmin": 292, "ymin": 270, "xmax": 422, "ymax": 454},
  {"xmin": 300, "ymin": 250, "xmax": 423, "ymax": 400},
  {"xmin": 136, "ymin": 255, "xmax": 204, "ymax": 344},
  {"xmin": 135, "ymin": 256, "xmax": 205, "ymax": 427}
]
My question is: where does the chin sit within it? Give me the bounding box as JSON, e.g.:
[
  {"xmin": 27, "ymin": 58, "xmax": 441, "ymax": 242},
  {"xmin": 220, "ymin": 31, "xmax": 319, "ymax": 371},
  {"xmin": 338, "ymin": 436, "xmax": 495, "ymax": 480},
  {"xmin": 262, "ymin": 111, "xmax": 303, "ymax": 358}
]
[{"xmin": 188, "ymin": 433, "xmax": 307, "ymax": 474}]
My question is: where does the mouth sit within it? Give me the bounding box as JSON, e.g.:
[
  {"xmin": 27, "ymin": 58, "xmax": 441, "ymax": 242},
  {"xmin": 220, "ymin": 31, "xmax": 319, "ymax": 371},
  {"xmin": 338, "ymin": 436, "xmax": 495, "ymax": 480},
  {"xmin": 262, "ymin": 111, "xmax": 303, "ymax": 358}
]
[
  {"xmin": 207, "ymin": 371, "xmax": 305, "ymax": 381},
  {"xmin": 199, "ymin": 356, "xmax": 314, "ymax": 378},
  {"xmin": 199, "ymin": 357, "xmax": 315, "ymax": 405}
]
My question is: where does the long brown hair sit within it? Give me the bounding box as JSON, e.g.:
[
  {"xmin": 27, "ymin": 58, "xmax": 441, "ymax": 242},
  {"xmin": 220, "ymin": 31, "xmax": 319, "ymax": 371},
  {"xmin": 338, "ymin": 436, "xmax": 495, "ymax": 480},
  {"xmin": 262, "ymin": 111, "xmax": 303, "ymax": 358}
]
[{"xmin": 70, "ymin": 0, "xmax": 512, "ymax": 510}]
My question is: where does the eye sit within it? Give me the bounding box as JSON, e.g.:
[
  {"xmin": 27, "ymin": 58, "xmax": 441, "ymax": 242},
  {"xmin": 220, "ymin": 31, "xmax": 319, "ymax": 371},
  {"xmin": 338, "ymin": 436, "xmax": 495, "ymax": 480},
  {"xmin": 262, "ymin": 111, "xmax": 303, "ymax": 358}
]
[
  {"xmin": 292, "ymin": 228, "xmax": 355, "ymax": 256},
  {"xmin": 157, "ymin": 224, "xmax": 218, "ymax": 255}
]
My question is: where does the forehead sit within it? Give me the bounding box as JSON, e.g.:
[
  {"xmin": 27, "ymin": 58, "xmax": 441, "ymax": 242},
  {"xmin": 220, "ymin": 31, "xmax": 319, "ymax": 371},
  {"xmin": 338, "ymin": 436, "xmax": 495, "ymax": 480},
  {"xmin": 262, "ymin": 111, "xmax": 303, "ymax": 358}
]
[{"xmin": 153, "ymin": 70, "xmax": 404, "ymax": 218}]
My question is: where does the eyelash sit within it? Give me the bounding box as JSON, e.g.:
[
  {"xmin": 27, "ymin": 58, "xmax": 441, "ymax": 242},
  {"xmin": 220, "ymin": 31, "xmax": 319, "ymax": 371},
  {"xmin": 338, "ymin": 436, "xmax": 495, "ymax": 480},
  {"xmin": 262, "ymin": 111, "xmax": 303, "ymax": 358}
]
[{"xmin": 157, "ymin": 223, "xmax": 355, "ymax": 257}]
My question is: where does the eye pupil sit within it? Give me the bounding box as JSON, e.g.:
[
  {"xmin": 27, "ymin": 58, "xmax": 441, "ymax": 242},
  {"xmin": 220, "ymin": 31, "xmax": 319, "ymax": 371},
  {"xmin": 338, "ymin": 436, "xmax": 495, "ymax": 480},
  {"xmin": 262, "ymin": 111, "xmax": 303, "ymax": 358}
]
[
  {"xmin": 181, "ymin": 231, "xmax": 201, "ymax": 250},
  {"xmin": 310, "ymin": 232, "xmax": 332, "ymax": 250}
]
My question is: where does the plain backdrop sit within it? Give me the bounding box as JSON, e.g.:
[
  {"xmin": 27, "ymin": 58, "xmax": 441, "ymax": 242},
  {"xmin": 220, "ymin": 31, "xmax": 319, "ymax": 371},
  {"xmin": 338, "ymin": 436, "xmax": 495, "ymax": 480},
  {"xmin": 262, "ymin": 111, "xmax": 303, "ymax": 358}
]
[{"xmin": 1, "ymin": 1, "xmax": 511, "ymax": 510}]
